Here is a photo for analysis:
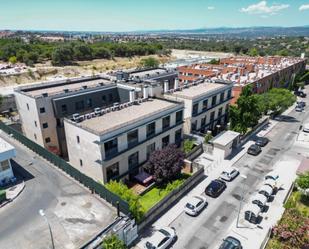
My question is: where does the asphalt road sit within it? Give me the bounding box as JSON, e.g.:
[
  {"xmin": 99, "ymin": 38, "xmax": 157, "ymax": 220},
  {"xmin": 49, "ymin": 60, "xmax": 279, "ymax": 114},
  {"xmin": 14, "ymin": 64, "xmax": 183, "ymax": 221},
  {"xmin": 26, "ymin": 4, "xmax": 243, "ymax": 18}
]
[
  {"xmin": 169, "ymin": 98, "xmax": 309, "ymax": 249},
  {"xmin": 0, "ymin": 132, "xmax": 116, "ymax": 249}
]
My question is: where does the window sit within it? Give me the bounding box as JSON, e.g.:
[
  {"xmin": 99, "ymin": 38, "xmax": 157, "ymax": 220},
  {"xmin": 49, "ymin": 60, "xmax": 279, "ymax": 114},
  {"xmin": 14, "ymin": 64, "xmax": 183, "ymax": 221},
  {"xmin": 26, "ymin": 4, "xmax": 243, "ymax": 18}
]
[
  {"xmin": 77, "ymin": 136, "xmax": 80, "ymax": 144},
  {"xmin": 176, "ymin": 110, "xmax": 183, "ymax": 124},
  {"xmin": 75, "ymin": 100, "xmax": 84, "ymax": 111},
  {"xmin": 45, "ymin": 137, "xmax": 51, "ymax": 143},
  {"xmin": 102, "ymin": 95, "xmax": 106, "ymax": 103},
  {"xmin": 162, "ymin": 116, "xmax": 170, "ymax": 131},
  {"xmin": 188, "ymin": 73, "xmax": 193, "ymax": 76},
  {"xmin": 40, "ymin": 107, "xmax": 45, "ymax": 113},
  {"xmin": 106, "ymin": 162, "xmax": 119, "ymax": 182},
  {"xmin": 220, "ymin": 92, "xmax": 224, "ymax": 102},
  {"xmin": 147, "ymin": 143, "xmax": 156, "ymax": 159},
  {"xmin": 175, "ymin": 129, "xmax": 182, "ymax": 145},
  {"xmin": 42, "ymin": 123, "xmax": 48, "ymax": 129},
  {"xmin": 210, "ymin": 111, "xmax": 215, "ymax": 121},
  {"xmin": 192, "ymin": 103, "xmax": 199, "ymax": 116},
  {"xmin": 128, "ymin": 152, "xmax": 139, "ymax": 169},
  {"xmin": 34, "ymin": 133, "xmax": 37, "ymax": 140},
  {"xmin": 162, "ymin": 135, "xmax": 170, "ymax": 148},
  {"xmin": 211, "ymin": 95, "xmax": 217, "ymax": 107},
  {"xmin": 127, "ymin": 129, "xmax": 139, "ymax": 148},
  {"xmin": 146, "ymin": 122, "xmax": 156, "ymax": 138},
  {"xmin": 79, "ymin": 159, "xmax": 83, "ymax": 167},
  {"xmin": 34, "ymin": 121, "xmax": 37, "ymax": 127},
  {"xmin": 158, "ymin": 237, "xmax": 170, "ymax": 248},
  {"xmin": 227, "ymin": 89, "xmax": 232, "ymax": 99},
  {"xmin": 108, "ymin": 93, "xmax": 113, "ymax": 102},
  {"xmin": 192, "ymin": 120, "xmax": 197, "ymax": 131},
  {"xmin": 202, "ymin": 99, "xmax": 208, "ymax": 111},
  {"xmin": 218, "ymin": 107, "xmax": 223, "ymax": 117},
  {"xmin": 86, "ymin": 98, "xmax": 92, "ymax": 108},
  {"xmin": 201, "ymin": 117, "xmax": 206, "ymax": 127},
  {"xmin": 0, "ymin": 160, "xmax": 10, "ymax": 172},
  {"xmin": 61, "ymin": 104, "xmax": 67, "ymax": 114},
  {"xmin": 104, "ymin": 138, "xmax": 118, "ymax": 158},
  {"xmin": 26, "ymin": 103, "xmax": 29, "ymax": 110}
]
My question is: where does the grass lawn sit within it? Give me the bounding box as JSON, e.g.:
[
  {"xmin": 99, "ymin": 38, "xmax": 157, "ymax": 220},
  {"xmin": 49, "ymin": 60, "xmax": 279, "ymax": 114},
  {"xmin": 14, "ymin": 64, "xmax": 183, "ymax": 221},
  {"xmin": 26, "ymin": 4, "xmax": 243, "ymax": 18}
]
[
  {"xmin": 139, "ymin": 174, "xmax": 190, "ymax": 212},
  {"xmin": 266, "ymin": 190, "xmax": 309, "ymax": 249}
]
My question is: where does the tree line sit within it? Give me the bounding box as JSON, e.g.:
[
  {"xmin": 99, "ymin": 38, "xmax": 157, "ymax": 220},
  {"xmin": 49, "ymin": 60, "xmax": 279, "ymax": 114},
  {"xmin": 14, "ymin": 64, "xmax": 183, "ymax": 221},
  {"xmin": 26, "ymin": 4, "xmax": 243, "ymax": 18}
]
[{"xmin": 0, "ymin": 38, "xmax": 166, "ymax": 66}]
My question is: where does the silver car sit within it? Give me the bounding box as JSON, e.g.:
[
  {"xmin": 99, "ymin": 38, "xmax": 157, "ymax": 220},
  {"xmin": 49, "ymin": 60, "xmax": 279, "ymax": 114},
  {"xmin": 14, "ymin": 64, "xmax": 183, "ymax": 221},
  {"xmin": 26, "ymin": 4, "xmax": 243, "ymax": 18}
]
[
  {"xmin": 144, "ymin": 227, "xmax": 176, "ymax": 249},
  {"xmin": 184, "ymin": 196, "xmax": 207, "ymax": 216},
  {"xmin": 220, "ymin": 167, "xmax": 239, "ymax": 182}
]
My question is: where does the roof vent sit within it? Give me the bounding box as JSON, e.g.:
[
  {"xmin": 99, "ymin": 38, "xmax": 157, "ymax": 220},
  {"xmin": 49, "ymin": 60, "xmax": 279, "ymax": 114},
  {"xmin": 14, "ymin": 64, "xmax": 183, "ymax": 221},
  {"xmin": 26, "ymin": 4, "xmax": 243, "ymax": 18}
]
[
  {"xmin": 64, "ymin": 89, "xmax": 69, "ymax": 93},
  {"xmin": 82, "ymin": 85, "xmax": 87, "ymax": 89},
  {"xmin": 42, "ymin": 93, "xmax": 48, "ymax": 97},
  {"xmin": 99, "ymin": 82, "xmax": 104, "ymax": 86}
]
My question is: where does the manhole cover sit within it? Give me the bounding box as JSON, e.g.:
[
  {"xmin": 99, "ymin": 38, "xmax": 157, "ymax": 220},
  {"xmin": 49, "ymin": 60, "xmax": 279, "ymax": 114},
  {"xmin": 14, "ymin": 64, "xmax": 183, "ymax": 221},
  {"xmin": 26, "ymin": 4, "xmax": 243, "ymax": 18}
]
[
  {"xmin": 61, "ymin": 202, "xmax": 66, "ymax": 206},
  {"xmin": 220, "ymin": 216, "xmax": 228, "ymax": 222}
]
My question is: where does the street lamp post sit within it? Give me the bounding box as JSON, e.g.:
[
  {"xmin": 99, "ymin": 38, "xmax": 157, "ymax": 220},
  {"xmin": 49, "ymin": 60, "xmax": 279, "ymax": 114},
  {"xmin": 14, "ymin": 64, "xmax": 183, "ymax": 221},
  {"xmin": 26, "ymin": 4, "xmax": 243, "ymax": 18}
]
[
  {"xmin": 236, "ymin": 174, "xmax": 247, "ymax": 228},
  {"xmin": 39, "ymin": 209, "xmax": 55, "ymax": 249}
]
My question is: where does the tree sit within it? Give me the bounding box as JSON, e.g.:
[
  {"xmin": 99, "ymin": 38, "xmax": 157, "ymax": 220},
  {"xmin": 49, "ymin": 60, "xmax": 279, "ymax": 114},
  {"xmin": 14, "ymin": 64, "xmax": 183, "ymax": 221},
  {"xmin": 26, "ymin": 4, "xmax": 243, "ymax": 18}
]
[
  {"xmin": 296, "ymin": 171, "xmax": 309, "ymax": 190},
  {"xmin": 248, "ymin": 48, "xmax": 259, "ymax": 57},
  {"xmin": 51, "ymin": 45, "xmax": 73, "ymax": 66},
  {"xmin": 140, "ymin": 57, "xmax": 159, "ymax": 68},
  {"xmin": 204, "ymin": 133, "xmax": 213, "ymax": 144},
  {"xmin": 73, "ymin": 44, "xmax": 93, "ymax": 60},
  {"xmin": 144, "ymin": 144, "xmax": 185, "ymax": 185},
  {"xmin": 229, "ymin": 85, "xmax": 262, "ymax": 134},
  {"xmin": 209, "ymin": 59, "xmax": 220, "ymax": 65},
  {"xmin": 102, "ymin": 234, "xmax": 126, "ymax": 249},
  {"xmin": 8, "ymin": 56, "xmax": 17, "ymax": 64},
  {"xmin": 94, "ymin": 47, "xmax": 112, "ymax": 59}
]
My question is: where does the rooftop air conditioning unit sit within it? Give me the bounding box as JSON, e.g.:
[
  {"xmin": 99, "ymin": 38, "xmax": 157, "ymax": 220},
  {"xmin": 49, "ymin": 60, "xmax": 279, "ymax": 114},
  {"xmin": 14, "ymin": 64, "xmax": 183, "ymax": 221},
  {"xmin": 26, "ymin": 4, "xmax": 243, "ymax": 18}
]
[
  {"xmin": 63, "ymin": 89, "xmax": 69, "ymax": 93},
  {"xmin": 82, "ymin": 85, "xmax": 87, "ymax": 89},
  {"xmin": 42, "ymin": 93, "xmax": 48, "ymax": 97},
  {"xmin": 94, "ymin": 108, "xmax": 101, "ymax": 115}
]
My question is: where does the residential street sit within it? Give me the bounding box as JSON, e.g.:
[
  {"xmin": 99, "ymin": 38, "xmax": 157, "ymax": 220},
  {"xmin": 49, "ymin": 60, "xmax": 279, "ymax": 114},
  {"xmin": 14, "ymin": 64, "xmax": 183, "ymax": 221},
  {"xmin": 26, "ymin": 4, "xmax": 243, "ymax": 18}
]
[{"xmin": 137, "ymin": 91, "xmax": 309, "ymax": 249}]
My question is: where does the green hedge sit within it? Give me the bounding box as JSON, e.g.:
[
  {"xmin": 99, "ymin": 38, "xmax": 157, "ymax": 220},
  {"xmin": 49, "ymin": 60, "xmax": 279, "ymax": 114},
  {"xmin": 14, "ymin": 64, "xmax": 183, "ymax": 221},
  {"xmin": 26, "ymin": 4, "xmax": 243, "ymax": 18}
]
[{"xmin": 0, "ymin": 190, "xmax": 6, "ymax": 203}]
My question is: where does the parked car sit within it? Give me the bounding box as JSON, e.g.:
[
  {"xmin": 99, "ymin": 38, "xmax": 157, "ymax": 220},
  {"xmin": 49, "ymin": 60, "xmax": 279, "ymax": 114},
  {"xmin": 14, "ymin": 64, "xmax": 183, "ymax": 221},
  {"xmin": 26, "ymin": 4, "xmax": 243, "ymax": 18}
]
[
  {"xmin": 258, "ymin": 185, "xmax": 273, "ymax": 199},
  {"xmin": 251, "ymin": 193, "xmax": 268, "ymax": 211},
  {"xmin": 244, "ymin": 204, "xmax": 261, "ymax": 224},
  {"xmin": 303, "ymin": 123, "xmax": 309, "ymax": 133},
  {"xmin": 265, "ymin": 171, "xmax": 279, "ymax": 181},
  {"xmin": 255, "ymin": 137, "xmax": 269, "ymax": 147},
  {"xmin": 219, "ymin": 236, "xmax": 242, "ymax": 249},
  {"xmin": 220, "ymin": 167, "xmax": 239, "ymax": 182},
  {"xmin": 144, "ymin": 227, "xmax": 176, "ymax": 249},
  {"xmin": 263, "ymin": 178, "xmax": 277, "ymax": 191},
  {"xmin": 295, "ymin": 105, "xmax": 303, "ymax": 112},
  {"xmin": 184, "ymin": 196, "xmax": 207, "ymax": 216},
  {"xmin": 297, "ymin": 101, "xmax": 306, "ymax": 108},
  {"xmin": 205, "ymin": 179, "xmax": 227, "ymax": 198},
  {"xmin": 295, "ymin": 90, "xmax": 307, "ymax": 98},
  {"xmin": 247, "ymin": 144, "xmax": 262, "ymax": 156}
]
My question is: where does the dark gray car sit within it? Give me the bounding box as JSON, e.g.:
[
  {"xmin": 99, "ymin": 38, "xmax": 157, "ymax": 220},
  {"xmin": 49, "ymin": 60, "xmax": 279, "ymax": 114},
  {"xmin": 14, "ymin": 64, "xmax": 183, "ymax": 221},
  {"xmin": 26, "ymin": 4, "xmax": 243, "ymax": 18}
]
[{"xmin": 219, "ymin": 236, "xmax": 242, "ymax": 249}]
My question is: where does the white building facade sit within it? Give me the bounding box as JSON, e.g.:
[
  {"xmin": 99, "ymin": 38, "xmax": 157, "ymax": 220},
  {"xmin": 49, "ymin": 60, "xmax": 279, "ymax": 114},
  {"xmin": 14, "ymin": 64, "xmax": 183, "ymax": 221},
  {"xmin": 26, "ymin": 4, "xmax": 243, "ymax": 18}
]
[{"xmin": 64, "ymin": 98, "xmax": 184, "ymax": 184}]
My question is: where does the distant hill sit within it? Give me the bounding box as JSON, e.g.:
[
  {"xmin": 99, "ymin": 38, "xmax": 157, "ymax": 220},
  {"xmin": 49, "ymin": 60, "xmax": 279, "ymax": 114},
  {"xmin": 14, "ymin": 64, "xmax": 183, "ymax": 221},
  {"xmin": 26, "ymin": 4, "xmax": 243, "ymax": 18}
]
[{"xmin": 138, "ymin": 26, "xmax": 309, "ymax": 37}]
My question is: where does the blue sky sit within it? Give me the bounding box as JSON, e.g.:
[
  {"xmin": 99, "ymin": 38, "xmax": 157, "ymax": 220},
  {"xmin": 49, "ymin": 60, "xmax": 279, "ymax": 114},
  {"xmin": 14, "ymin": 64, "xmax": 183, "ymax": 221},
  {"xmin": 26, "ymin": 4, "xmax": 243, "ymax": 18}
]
[{"xmin": 1, "ymin": 0, "xmax": 309, "ymax": 31}]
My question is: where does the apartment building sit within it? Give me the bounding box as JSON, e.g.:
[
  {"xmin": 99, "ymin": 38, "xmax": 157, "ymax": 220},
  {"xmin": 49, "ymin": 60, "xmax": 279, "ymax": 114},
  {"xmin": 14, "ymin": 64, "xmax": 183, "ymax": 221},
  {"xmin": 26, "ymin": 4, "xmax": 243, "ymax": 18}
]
[
  {"xmin": 0, "ymin": 137, "xmax": 16, "ymax": 184},
  {"xmin": 14, "ymin": 76, "xmax": 134, "ymax": 157},
  {"xmin": 64, "ymin": 97, "xmax": 184, "ymax": 183},
  {"xmin": 177, "ymin": 56, "xmax": 306, "ymax": 104},
  {"xmin": 164, "ymin": 79, "xmax": 233, "ymax": 135}
]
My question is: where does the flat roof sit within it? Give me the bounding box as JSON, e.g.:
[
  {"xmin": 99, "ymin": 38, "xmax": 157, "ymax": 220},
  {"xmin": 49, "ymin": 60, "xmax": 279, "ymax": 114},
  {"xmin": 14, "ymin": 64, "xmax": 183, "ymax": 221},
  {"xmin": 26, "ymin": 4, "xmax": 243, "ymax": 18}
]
[
  {"xmin": 0, "ymin": 137, "xmax": 15, "ymax": 154},
  {"xmin": 170, "ymin": 82, "xmax": 229, "ymax": 100},
  {"xmin": 18, "ymin": 77, "xmax": 112, "ymax": 97},
  {"xmin": 211, "ymin": 130, "xmax": 240, "ymax": 146},
  {"xmin": 73, "ymin": 98, "xmax": 181, "ymax": 135},
  {"xmin": 129, "ymin": 68, "xmax": 168, "ymax": 78}
]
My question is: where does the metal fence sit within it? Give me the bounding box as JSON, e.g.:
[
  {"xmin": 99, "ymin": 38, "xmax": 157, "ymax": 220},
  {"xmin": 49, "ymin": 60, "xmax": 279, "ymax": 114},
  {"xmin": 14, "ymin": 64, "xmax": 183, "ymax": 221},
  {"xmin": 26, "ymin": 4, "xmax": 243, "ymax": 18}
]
[{"xmin": 0, "ymin": 122, "xmax": 130, "ymax": 214}]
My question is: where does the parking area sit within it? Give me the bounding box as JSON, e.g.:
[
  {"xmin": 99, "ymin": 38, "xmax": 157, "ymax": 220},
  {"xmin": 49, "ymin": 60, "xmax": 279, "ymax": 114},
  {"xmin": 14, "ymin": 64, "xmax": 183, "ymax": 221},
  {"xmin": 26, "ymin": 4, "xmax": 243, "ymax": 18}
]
[{"xmin": 0, "ymin": 132, "xmax": 116, "ymax": 249}]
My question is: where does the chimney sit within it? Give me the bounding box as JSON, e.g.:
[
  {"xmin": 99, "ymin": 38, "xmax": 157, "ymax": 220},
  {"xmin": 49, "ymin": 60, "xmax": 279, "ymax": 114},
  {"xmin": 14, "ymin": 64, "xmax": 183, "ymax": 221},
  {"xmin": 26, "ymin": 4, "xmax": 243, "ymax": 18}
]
[
  {"xmin": 129, "ymin": 90, "xmax": 135, "ymax": 102},
  {"xmin": 174, "ymin": 78, "xmax": 179, "ymax": 90},
  {"xmin": 164, "ymin": 80, "xmax": 169, "ymax": 93},
  {"xmin": 143, "ymin": 86, "xmax": 149, "ymax": 99}
]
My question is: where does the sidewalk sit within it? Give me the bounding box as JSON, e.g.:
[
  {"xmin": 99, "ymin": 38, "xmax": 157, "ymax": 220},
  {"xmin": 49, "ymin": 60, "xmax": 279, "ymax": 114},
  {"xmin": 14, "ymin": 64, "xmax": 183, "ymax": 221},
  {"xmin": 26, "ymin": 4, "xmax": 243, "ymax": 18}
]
[{"xmin": 0, "ymin": 181, "xmax": 25, "ymax": 208}]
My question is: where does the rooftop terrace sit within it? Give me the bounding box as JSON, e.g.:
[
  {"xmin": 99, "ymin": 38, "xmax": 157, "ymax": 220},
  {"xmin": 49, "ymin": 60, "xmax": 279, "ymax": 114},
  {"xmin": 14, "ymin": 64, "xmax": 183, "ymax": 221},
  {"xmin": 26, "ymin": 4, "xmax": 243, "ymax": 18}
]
[{"xmin": 69, "ymin": 98, "xmax": 181, "ymax": 135}]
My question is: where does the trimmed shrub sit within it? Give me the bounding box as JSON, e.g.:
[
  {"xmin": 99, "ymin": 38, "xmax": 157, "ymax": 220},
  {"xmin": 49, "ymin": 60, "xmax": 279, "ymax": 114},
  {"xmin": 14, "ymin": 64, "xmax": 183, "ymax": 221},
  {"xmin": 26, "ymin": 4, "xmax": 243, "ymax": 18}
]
[{"xmin": 0, "ymin": 189, "xmax": 6, "ymax": 203}]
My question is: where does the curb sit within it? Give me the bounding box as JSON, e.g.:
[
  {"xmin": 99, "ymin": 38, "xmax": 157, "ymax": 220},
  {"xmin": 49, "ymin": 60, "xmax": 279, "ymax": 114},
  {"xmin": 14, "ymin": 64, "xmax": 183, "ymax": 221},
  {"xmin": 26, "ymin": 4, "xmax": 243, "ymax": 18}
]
[{"xmin": 0, "ymin": 181, "xmax": 25, "ymax": 209}]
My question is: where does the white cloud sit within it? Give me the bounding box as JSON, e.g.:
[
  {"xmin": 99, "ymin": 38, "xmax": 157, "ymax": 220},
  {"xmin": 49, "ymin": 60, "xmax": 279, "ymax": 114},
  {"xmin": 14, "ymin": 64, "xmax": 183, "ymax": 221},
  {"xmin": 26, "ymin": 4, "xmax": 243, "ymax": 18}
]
[
  {"xmin": 240, "ymin": 1, "xmax": 289, "ymax": 15},
  {"xmin": 299, "ymin": 4, "xmax": 309, "ymax": 11},
  {"xmin": 207, "ymin": 6, "xmax": 215, "ymax": 10}
]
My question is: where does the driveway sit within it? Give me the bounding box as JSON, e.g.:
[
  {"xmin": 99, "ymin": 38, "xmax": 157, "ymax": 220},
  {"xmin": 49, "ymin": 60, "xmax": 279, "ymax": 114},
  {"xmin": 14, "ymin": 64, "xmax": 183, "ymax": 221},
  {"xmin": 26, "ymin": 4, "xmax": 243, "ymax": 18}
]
[{"xmin": 0, "ymin": 132, "xmax": 116, "ymax": 249}]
